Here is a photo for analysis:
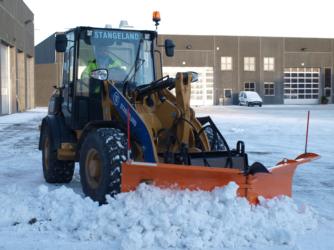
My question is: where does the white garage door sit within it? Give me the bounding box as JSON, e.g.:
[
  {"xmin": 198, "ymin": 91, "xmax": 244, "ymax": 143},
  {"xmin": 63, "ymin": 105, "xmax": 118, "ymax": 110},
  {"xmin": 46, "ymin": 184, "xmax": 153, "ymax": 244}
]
[
  {"xmin": 163, "ymin": 67, "xmax": 213, "ymax": 106},
  {"xmin": 284, "ymin": 68, "xmax": 320, "ymax": 104},
  {"xmin": 0, "ymin": 44, "xmax": 10, "ymax": 115}
]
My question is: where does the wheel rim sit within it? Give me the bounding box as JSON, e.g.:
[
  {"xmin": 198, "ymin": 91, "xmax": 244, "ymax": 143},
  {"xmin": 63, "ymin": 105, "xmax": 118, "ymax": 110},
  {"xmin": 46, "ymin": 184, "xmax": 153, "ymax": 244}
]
[
  {"xmin": 85, "ymin": 148, "xmax": 102, "ymax": 189},
  {"xmin": 44, "ymin": 136, "xmax": 49, "ymax": 170}
]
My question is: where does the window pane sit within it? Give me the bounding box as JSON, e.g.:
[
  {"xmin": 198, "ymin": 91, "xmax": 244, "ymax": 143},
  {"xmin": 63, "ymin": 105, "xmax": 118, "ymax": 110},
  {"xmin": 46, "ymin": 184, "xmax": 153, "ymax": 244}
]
[
  {"xmin": 221, "ymin": 57, "xmax": 232, "ymax": 70},
  {"xmin": 325, "ymin": 88, "xmax": 331, "ymax": 97},
  {"xmin": 264, "ymin": 82, "xmax": 275, "ymax": 96},
  {"xmin": 224, "ymin": 89, "xmax": 232, "ymax": 98},
  {"xmin": 264, "ymin": 57, "xmax": 274, "ymax": 71}
]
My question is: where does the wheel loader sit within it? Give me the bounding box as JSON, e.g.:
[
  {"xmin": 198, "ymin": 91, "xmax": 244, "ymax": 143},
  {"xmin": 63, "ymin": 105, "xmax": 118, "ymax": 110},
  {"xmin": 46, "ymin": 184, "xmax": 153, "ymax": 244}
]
[{"xmin": 39, "ymin": 14, "xmax": 319, "ymax": 204}]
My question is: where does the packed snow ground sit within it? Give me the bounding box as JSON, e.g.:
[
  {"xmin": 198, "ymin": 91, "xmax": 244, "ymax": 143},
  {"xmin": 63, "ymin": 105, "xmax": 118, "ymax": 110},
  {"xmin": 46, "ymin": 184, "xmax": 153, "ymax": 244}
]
[{"xmin": 0, "ymin": 105, "xmax": 333, "ymax": 250}]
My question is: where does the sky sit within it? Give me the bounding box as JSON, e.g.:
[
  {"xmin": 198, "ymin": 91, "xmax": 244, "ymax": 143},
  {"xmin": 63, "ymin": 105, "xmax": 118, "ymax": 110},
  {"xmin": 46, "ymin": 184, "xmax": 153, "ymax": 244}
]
[{"xmin": 24, "ymin": 0, "xmax": 334, "ymax": 45}]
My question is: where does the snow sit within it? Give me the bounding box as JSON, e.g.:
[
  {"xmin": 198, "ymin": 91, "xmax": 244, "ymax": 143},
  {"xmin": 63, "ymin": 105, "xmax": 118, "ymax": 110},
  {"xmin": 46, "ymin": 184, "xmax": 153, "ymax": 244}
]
[
  {"xmin": 0, "ymin": 105, "xmax": 333, "ymax": 249},
  {"xmin": 0, "ymin": 182, "xmax": 318, "ymax": 249}
]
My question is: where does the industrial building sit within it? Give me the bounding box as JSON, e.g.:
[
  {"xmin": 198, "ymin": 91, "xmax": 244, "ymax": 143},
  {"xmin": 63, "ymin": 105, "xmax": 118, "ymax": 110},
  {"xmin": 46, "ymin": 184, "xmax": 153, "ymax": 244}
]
[
  {"xmin": 35, "ymin": 31, "xmax": 333, "ymax": 106},
  {"xmin": 0, "ymin": 0, "xmax": 34, "ymax": 114},
  {"xmin": 159, "ymin": 35, "xmax": 333, "ymax": 105}
]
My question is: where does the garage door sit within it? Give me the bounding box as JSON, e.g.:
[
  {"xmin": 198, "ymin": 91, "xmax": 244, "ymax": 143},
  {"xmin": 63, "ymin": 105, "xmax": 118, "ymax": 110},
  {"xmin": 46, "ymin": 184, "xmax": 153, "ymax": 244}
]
[
  {"xmin": 0, "ymin": 43, "xmax": 10, "ymax": 115},
  {"xmin": 163, "ymin": 67, "xmax": 213, "ymax": 106},
  {"xmin": 284, "ymin": 68, "xmax": 319, "ymax": 104}
]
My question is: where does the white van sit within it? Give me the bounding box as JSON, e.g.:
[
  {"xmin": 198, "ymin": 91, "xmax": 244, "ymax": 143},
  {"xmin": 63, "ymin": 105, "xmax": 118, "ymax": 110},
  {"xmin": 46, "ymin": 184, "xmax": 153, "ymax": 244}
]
[{"xmin": 238, "ymin": 91, "xmax": 263, "ymax": 107}]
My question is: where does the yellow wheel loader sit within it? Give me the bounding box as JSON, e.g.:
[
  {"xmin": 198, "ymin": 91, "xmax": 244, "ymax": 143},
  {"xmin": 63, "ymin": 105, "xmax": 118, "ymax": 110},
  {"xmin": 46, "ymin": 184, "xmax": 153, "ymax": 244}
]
[{"xmin": 39, "ymin": 16, "xmax": 318, "ymax": 204}]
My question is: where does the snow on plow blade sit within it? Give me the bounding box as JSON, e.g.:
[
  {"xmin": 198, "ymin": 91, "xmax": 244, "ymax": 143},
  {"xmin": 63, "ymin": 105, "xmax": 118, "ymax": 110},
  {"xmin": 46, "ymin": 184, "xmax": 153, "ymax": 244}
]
[{"xmin": 121, "ymin": 153, "xmax": 319, "ymax": 204}]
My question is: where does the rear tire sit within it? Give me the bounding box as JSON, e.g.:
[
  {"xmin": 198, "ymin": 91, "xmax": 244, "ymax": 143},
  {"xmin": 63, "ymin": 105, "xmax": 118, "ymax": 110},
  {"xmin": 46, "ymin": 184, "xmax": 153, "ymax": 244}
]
[
  {"xmin": 41, "ymin": 126, "xmax": 74, "ymax": 183},
  {"xmin": 79, "ymin": 128, "xmax": 127, "ymax": 204}
]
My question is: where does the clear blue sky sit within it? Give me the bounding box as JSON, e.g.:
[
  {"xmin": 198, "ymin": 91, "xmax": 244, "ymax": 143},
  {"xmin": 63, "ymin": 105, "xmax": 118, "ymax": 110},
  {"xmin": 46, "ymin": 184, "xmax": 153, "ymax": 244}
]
[{"xmin": 24, "ymin": 0, "xmax": 334, "ymax": 45}]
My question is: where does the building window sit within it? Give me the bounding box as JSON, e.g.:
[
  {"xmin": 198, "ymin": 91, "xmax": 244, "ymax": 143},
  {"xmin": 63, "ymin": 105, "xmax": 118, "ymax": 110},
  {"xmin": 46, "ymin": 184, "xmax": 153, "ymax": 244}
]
[
  {"xmin": 244, "ymin": 57, "xmax": 255, "ymax": 71},
  {"xmin": 264, "ymin": 82, "xmax": 275, "ymax": 96},
  {"xmin": 264, "ymin": 57, "xmax": 275, "ymax": 71},
  {"xmin": 325, "ymin": 68, "xmax": 331, "ymax": 88},
  {"xmin": 244, "ymin": 82, "xmax": 256, "ymax": 91},
  {"xmin": 221, "ymin": 57, "xmax": 232, "ymax": 70},
  {"xmin": 224, "ymin": 89, "xmax": 232, "ymax": 98},
  {"xmin": 324, "ymin": 88, "xmax": 331, "ymax": 97}
]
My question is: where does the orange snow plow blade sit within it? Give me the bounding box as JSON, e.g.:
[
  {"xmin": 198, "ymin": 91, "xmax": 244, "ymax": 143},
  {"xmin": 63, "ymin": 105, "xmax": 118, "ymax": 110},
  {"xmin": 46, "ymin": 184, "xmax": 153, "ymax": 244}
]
[{"xmin": 121, "ymin": 153, "xmax": 319, "ymax": 204}]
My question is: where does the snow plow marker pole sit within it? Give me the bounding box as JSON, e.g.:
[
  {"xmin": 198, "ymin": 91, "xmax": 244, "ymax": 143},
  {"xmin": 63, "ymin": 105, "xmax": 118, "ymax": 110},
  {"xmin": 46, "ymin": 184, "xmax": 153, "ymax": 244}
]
[
  {"xmin": 127, "ymin": 106, "xmax": 131, "ymax": 161},
  {"xmin": 305, "ymin": 110, "xmax": 310, "ymax": 154}
]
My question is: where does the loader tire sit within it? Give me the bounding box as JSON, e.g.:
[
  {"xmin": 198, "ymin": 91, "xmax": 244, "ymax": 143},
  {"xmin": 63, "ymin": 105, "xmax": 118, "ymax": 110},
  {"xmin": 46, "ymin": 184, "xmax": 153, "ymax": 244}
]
[
  {"xmin": 79, "ymin": 128, "xmax": 127, "ymax": 204},
  {"xmin": 42, "ymin": 126, "xmax": 74, "ymax": 183}
]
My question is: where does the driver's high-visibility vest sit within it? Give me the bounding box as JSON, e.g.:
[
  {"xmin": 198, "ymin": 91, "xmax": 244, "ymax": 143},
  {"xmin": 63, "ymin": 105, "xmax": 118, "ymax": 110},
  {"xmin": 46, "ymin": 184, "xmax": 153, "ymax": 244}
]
[{"xmin": 81, "ymin": 58, "xmax": 123, "ymax": 80}]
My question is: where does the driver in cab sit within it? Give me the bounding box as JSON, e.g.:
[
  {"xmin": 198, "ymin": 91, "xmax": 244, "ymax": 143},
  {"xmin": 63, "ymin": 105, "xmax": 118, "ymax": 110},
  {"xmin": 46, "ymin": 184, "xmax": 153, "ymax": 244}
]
[{"xmin": 81, "ymin": 46, "xmax": 126, "ymax": 81}]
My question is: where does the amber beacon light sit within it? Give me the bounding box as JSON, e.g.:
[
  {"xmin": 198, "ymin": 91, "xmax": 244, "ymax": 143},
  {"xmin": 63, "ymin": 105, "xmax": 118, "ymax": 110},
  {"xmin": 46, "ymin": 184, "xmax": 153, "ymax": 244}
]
[{"xmin": 153, "ymin": 11, "xmax": 161, "ymax": 29}]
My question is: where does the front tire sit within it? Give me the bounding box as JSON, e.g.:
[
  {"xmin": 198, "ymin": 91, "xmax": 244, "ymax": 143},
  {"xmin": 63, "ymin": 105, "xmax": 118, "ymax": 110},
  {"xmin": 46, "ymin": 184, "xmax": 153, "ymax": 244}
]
[
  {"xmin": 41, "ymin": 126, "xmax": 74, "ymax": 183},
  {"xmin": 79, "ymin": 128, "xmax": 127, "ymax": 204}
]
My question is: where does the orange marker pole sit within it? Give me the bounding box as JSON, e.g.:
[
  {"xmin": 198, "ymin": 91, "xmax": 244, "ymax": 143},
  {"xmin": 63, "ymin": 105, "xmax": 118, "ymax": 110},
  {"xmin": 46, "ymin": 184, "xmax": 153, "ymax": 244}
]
[{"xmin": 127, "ymin": 106, "xmax": 131, "ymax": 160}]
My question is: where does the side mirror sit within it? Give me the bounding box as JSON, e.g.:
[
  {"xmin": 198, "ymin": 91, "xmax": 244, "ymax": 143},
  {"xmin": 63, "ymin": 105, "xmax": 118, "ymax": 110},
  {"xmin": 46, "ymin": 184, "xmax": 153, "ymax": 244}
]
[
  {"xmin": 164, "ymin": 39, "xmax": 175, "ymax": 57},
  {"xmin": 55, "ymin": 34, "xmax": 68, "ymax": 53},
  {"xmin": 190, "ymin": 72, "xmax": 198, "ymax": 83}
]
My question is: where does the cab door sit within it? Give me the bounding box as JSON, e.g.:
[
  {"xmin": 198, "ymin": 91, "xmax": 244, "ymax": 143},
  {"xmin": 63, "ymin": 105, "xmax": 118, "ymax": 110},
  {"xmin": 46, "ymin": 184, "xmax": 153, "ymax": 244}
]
[{"xmin": 61, "ymin": 32, "xmax": 75, "ymax": 127}]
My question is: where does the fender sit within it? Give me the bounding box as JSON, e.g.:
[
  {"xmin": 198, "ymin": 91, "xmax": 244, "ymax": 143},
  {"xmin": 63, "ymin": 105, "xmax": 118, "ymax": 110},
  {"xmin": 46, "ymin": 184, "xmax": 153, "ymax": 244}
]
[
  {"xmin": 75, "ymin": 120, "xmax": 123, "ymax": 160},
  {"xmin": 39, "ymin": 115, "xmax": 76, "ymax": 151}
]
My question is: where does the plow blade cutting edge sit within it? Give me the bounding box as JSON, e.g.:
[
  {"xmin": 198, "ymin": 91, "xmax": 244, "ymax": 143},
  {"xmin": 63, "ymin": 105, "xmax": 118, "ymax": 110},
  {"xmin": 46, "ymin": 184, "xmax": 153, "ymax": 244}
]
[{"xmin": 121, "ymin": 152, "xmax": 319, "ymax": 204}]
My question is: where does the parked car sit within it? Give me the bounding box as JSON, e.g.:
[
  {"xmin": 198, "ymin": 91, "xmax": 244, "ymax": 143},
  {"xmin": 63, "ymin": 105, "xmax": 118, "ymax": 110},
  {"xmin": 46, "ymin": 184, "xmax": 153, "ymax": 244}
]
[{"xmin": 239, "ymin": 91, "xmax": 263, "ymax": 107}]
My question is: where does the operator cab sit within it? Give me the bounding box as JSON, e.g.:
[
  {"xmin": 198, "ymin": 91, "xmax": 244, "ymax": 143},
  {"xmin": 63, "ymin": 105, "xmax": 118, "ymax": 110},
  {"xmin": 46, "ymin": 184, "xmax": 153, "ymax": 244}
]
[
  {"xmin": 55, "ymin": 27, "xmax": 174, "ymax": 129},
  {"xmin": 77, "ymin": 29, "xmax": 155, "ymax": 94}
]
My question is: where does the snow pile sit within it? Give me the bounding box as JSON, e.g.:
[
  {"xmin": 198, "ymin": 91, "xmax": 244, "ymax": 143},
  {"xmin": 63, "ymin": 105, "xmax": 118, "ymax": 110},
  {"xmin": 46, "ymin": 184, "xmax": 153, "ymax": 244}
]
[{"xmin": 0, "ymin": 182, "xmax": 317, "ymax": 249}]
